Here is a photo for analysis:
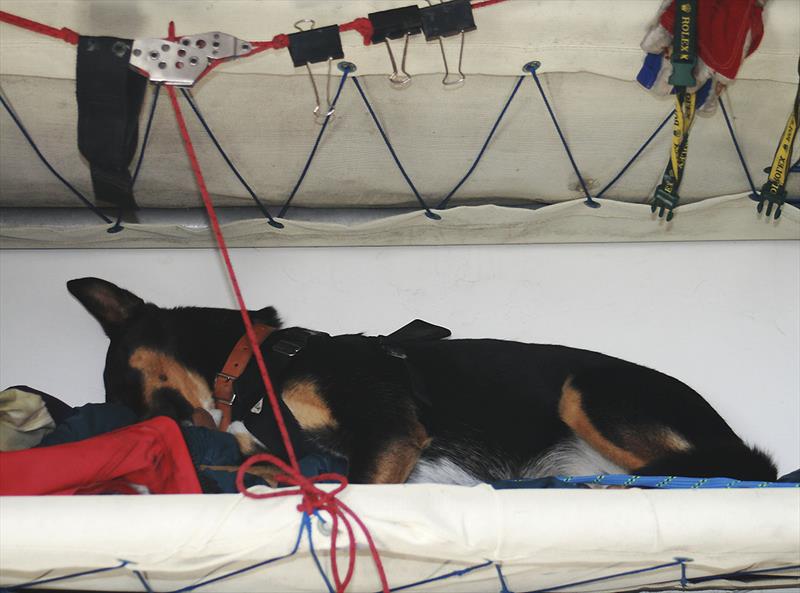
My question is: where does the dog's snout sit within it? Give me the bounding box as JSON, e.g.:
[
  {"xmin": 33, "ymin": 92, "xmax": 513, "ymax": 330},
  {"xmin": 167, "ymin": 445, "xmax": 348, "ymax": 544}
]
[{"xmin": 147, "ymin": 387, "xmax": 194, "ymax": 422}]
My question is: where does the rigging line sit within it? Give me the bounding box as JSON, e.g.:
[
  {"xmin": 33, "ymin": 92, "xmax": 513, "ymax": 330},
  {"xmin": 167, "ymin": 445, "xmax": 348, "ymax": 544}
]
[
  {"xmin": 438, "ymin": 75, "xmax": 525, "ymax": 209},
  {"xmin": 595, "ymin": 110, "xmax": 675, "ymax": 200},
  {"xmin": 351, "ymin": 76, "xmax": 440, "ymax": 220},
  {"xmin": 524, "ymin": 62, "xmax": 598, "ymax": 208},
  {"xmin": 718, "ymin": 96, "xmax": 759, "ymax": 198},
  {"xmin": 279, "ymin": 66, "xmax": 351, "ymax": 219},
  {"xmin": 0, "ymin": 90, "xmax": 113, "ymax": 225},
  {"xmin": 180, "ymin": 87, "xmax": 282, "ymax": 228},
  {"xmin": 131, "ymin": 83, "xmax": 161, "ymax": 185}
]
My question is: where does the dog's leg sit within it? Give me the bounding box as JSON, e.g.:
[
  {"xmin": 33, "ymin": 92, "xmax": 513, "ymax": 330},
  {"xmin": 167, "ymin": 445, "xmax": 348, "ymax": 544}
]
[
  {"xmin": 228, "ymin": 420, "xmax": 268, "ymax": 456},
  {"xmin": 348, "ymin": 422, "xmax": 432, "ymax": 484},
  {"xmin": 558, "ymin": 367, "xmax": 777, "ymax": 481},
  {"xmin": 199, "ymin": 464, "xmax": 281, "ymax": 488}
]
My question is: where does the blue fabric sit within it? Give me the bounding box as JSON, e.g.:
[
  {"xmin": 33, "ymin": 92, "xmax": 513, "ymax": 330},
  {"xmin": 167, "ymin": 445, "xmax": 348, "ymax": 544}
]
[
  {"xmin": 39, "ymin": 402, "xmax": 137, "ymax": 447},
  {"xmin": 637, "ymin": 53, "xmax": 663, "ymax": 89},
  {"xmin": 35, "ymin": 402, "xmax": 345, "ymax": 493}
]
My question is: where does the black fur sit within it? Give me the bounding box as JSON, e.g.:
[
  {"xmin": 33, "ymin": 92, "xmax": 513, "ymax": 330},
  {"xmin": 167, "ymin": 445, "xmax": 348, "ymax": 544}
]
[{"xmin": 67, "ymin": 277, "xmax": 778, "ymax": 484}]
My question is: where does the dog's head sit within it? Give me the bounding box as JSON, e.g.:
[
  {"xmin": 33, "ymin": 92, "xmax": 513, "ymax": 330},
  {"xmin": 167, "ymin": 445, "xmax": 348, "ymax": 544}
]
[{"xmin": 67, "ymin": 277, "xmax": 281, "ymax": 421}]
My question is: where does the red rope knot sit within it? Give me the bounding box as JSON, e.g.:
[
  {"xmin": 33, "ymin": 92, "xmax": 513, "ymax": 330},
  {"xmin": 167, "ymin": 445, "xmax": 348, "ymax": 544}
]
[
  {"xmin": 270, "ymin": 33, "xmax": 290, "ymax": 49},
  {"xmin": 59, "ymin": 27, "xmax": 80, "ymax": 45},
  {"xmin": 236, "ymin": 453, "xmax": 389, "ymax": 593},
  {"xmin": 339, "ymin": 17, "xmax": 373, "ymax": 46}
]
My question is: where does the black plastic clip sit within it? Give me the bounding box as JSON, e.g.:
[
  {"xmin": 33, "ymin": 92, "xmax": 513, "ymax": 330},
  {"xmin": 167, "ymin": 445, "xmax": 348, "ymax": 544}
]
[
  {"xmin": 288, "ymin": 21, "xmax": 344, "ymax": 120},
  {"xmin": 369, "ymin": 5, "xmax": 423, "ymax": 87},
  {"xmin": 420, "ymin": 0, "xmax": 476, "ymax": 86}
]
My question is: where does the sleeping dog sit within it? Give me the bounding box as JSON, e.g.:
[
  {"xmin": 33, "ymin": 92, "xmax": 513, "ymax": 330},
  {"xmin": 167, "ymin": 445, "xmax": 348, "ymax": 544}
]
[{"xmin": 67, "ymin": 277, "xmax": 777, "ymax": 485}]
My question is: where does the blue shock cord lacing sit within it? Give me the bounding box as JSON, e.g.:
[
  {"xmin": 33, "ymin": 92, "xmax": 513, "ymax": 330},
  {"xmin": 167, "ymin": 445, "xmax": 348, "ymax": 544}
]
[
  {"xmin": 278, "ymin": 67, "xmax": 352, "ymax": 219},
  {"xmin": 0, "ymin": 89, "xmax": 113, "ymax": 226},
  {"xmin": 132, "ymin": 83, "xmax": 161, "ymax": 185},
  {"xmin": 437, "ymin": 76, "xmax": 526, "ymax": 209},
  {"xmin": 524, "ymin": 64, "xmax": 598, "ymax": 208},
  {"xmin": 128, "ymin": 516, "xmax": 308, "ymax": 593},
  {"xmin": 180, "ymin": 87, "xmax": 283, "ymax": 228},
  {"xmin": 520, "ymin": 558, "xmax": 688, "ymax": 593},
  {"xmin": 105, "ymin": 82, "xmax": 163, "ymax": 234},
  {"xmin": 718, "ymin": 96, "xmax": 759, "ymax": 199},
  {"xmin": 496, "ymin": 563, "xmax": 514, "ymax": 592},
  {"xmin": 378, "ymin": 559, "xmax": 494, "ymax": 593},
  {"xmin": 1, "ymin": 560, "xmax": 131, "ymax": 591},
  {"xmin": 719, "ymin": 96, "xmax": 800, "ymax": 208},
  {"xmin": 595, "ymin": 110, "xmax": 675, "ymax": 199},
  {"xmin": 688, "ymin": 563, "xmax": 800, "ymax": 584},
  {"xmin": 351, "ymin": 76, "xmax": 441, "ymax": 220}
]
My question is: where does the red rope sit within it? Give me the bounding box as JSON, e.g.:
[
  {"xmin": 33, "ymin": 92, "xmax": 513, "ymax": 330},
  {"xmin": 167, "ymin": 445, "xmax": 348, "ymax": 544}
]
[
  {"xmin": 0, "ymin": 10, "xmax": 79, "ymax": 44},
  {"xmin": 0, "ymin": 0, "xmax": 508, "ymax": 58},
  {"xmin": 165, "ymin": 83, "xmax": 390, "ymax": 593},
  {"xmin": 339, "ymin": 17, "xmax": 373, "ymax": 46},
  {"xmin": 236, "ymin": 454, "xmax": 390, "ymax": 593},
  {"xmin": 472, "ymin": 0, "xmax": 510, "ymax": 9}
]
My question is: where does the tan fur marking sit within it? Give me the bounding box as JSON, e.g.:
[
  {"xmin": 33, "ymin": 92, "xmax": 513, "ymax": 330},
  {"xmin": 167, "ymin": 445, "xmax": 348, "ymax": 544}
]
[
  {"xmin": 559, "ymin": 381, "xmax": 647, "ymax": 470},
  {"xmin": 281, "ymin": 379, "xmax": 337, "ymax": 430},
  {"xmin": 659, "ymin": 428, "xmax": 692, "ymax": 453},
  {"xmin": 370, "ymin": 421, "xmax": 431, "ymax": 484},
  {"xmin": 129, "ymin": 348, "xmax": 213, "ymax": 410},
  {"xmin": 199, "ymin": 464, "xmax": 279, "ymax": 488},
  {"xmin": 233, "ymin": 431, "xmax": 263, "ymax": 456}
]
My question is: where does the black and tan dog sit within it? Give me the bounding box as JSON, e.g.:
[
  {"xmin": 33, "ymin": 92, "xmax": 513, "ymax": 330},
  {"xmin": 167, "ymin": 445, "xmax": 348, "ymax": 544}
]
[{"xmin": 67, "ymin": 277, "xmax": 777, "ymax": 485}]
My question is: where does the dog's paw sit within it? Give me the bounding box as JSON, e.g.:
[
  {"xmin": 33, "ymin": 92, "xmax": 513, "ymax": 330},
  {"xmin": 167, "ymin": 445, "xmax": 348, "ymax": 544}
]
[{"xmin": 228, "ymin": 420, "xmax": 267, "ymax": 456}]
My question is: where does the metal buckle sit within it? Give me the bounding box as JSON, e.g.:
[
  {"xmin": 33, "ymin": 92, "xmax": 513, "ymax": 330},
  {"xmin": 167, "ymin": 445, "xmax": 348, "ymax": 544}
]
[
  {"xmin": 273, "ymin": 339, "xmax": 303, "ymax": 357},
  {"xmin": 216, "ymin": 371, "xmax": 236, "ymax": 382},
  {"xmin": 213, "ymin": 391, "xmax": 237, "ymax": 406}
]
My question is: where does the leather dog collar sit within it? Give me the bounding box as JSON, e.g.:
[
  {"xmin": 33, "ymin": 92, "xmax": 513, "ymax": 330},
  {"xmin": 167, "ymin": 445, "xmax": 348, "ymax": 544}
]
[{"xmin": 214, "ymin": 323, "xmax": 274, "ymax": 432}]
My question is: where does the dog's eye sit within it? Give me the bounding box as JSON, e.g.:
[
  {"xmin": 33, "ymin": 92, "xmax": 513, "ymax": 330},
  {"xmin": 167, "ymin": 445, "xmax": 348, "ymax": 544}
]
[{"xmin": 159, "ymin": 374, "xmax": 168, "ymax": 382}]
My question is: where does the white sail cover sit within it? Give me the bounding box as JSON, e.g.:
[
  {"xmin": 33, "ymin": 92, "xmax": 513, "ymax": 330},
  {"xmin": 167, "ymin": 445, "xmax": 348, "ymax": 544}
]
[
  {"xmin": 1, "ymin": 486, "xmax": 799, "ymax": 592},
  {"xmin": 1, "ymin": 0, "xmax": 799, "ymax": 246}
]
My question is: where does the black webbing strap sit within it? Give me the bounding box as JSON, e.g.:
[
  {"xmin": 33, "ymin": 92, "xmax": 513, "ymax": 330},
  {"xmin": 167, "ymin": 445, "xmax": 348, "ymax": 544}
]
[
  {"xmin": 76, "ymin": 36, "xmax": 147, "ymax": 209},
  {"xmin": 757, "ymin": 58, "xmax": 800, "ymax": 219}
]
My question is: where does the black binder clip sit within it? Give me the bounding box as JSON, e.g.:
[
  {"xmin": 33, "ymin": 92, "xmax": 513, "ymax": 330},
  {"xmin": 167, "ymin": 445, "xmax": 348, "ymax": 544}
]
[
  {"xmin": 420, "ymin": 0, "xmax": 476, "ymax": 86},
  {"xmin": 368, "ymin": 5, "xmax": 423, "ymax": 87},
  {"xmin": 288, "ymin": 20, "xmax": 344, "ymax": 121}
]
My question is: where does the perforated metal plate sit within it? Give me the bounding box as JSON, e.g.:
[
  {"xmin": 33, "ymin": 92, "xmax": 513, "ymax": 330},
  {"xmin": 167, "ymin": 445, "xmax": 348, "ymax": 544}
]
[{"xmin": 129, "ymin": 32, "xmax": 254, "ymax": 86}]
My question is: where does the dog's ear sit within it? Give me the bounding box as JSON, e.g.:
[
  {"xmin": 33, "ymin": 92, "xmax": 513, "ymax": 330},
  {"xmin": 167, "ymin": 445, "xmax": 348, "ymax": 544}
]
[
  {"xmin": 67, "ymin": 277, "xmax": 145, "ymax": 335},
  {"xmin": 253, "ymin": 305, "xmax": 282, "ymax": 328}
]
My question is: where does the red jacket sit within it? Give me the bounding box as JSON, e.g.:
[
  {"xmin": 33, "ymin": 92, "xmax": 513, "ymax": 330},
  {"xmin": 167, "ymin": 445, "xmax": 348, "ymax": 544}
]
[{"xmin": 0, "ymin": 417, "xmax": 201, "ymax": 495}]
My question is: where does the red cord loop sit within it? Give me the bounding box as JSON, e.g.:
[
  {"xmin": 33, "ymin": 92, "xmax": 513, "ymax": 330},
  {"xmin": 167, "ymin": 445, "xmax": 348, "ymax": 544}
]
[
  {"xmin": 0, "ymin": 10, "xmax": 79, "ymax": 44},
  {"xmin": 339, "ymin": 17, "xmax": 374, "ymax": 46},
  {"xmin": 236, "ymin": 453, "xmax": 388, "ymax": 593}
]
